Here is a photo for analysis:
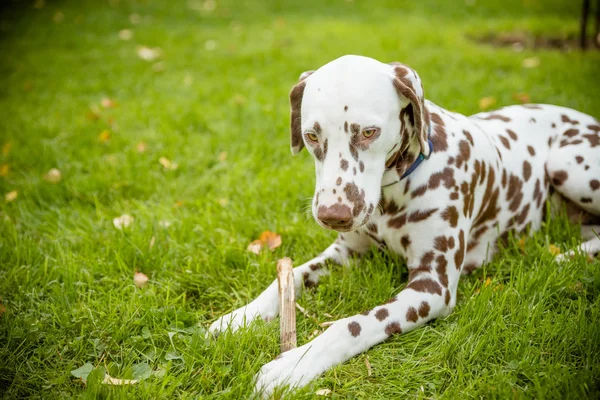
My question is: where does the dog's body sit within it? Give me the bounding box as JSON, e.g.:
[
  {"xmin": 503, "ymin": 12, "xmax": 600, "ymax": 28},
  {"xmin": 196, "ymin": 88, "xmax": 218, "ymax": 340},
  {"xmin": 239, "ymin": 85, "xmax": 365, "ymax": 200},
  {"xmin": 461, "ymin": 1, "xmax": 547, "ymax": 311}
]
[{"xmin": 210, "ymin": 55, "xmax": 600, "ymax": 395}]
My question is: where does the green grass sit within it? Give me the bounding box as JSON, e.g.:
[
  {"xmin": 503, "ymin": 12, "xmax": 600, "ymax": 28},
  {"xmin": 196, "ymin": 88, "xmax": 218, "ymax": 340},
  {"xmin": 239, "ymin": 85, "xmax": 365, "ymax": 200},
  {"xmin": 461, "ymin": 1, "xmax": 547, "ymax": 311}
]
[{"xmin": 1, "ymin": 0, "xmax": 599, "ymax": 398}]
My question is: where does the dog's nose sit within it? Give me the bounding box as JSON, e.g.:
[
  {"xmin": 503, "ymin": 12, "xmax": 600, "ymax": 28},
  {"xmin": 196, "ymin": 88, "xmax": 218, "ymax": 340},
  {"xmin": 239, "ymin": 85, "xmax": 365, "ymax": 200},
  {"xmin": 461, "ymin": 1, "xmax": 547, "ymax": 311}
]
[{"xmin": 317, "ymin": 204, "xmax": 352, "ymax": 227}]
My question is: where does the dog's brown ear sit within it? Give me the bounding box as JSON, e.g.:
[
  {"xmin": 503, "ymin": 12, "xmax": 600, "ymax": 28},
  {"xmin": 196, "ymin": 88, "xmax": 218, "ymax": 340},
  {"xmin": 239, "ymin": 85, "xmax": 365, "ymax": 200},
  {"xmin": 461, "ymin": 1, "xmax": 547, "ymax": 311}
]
[
  {"xmin": 290, "ymin": 71, "xmax": 314, "ymax": 155},
  {"xmin": 389, "ymin": 62, "xmax": 430, "ymax": 157}
]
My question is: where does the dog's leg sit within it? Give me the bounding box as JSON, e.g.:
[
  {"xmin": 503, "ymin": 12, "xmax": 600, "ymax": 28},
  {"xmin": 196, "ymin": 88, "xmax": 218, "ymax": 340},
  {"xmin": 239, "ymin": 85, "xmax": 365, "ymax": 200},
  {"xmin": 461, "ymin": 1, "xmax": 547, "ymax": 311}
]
[
  {"xmin": 255, "ymin": 228, "xmax": 465, "ymax": 395},
  {"xmin": 209, "ymin": 235, "xmax": 370, "ymax": 335}
]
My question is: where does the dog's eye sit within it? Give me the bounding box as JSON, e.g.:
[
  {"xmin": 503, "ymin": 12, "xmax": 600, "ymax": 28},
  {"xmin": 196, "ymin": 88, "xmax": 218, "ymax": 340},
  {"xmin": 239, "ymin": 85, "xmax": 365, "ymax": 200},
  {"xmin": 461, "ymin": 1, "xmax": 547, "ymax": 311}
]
[
  {"xmin": 306, "ymin": 132, "xmax": 319, "ymax": 142},
  {"xmin": 362, "ymin": 128, "xmax": 379, "ymax": 138}
]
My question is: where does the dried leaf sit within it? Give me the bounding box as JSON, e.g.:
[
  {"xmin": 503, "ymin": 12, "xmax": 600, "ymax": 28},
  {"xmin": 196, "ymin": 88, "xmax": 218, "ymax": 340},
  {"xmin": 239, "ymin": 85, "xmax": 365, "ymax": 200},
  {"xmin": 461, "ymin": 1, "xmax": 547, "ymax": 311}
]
[
  {"xmin": 319, "ymin": 321, "xmax": 334, "ymax": 328},
  {"xmin": 118, "ymin": 29, "xmax": 133, "ymax": 40},
  {"xmin": 43, "ymin": 168, "xmax": 62, "ymax": 183},
  {"xmin": 136, "ymin": 142, "xmax": 147, "ymax": 153},
  {"xmin": 102, "ymin": 372, "xmax": 138, "ymax": 385},
  {"xmin": 2, "ymin": 142, "xmax": 11, "ymax": 156},
  {"xmin": 247, "ymin": 240, "xmax": 263, "ymax": 255},
  {"xmin": 484, "ymin": 277, "xmax": 492, "ymax": 287},
  {"xmin": 159, "ymin": 157, "xmax": 178, "ymax": 170},
  {"xmin": 315, "ymin": 388, "xmax": 331, "ymax": 396},
  {"xmin": 522, "ymin": 57, "xmax": 540, "ymax": 68},
  {"xmin": 0, "ymin": 164, "xmax": 9, "ymax": 177},
  {"xmin": 0, "ymin": 302, "xmax": 6, "ymax": 316},
  {"xmin": 548, "ymin": 244, "xmax": 561, "ymax": 256},
  {"xmin": 134, "ymin": 271, "xmax": 149, "ymax": 288},
  {"xmin": 113, "ymin": 214, "xmax": 134, "ymax": 229},
  {"xmin": 137, "ymin": 46, "xmax": 161, "ymax": 61},
  {"xmin": 98, "ymin": 130, "xmax": 111, "ymax": 143},
  {"xmin": 518, "ymin": 237, "xmax": 526, "ymax": 253},
  {"xmin": 512, "ymin": 92, "xmax": 530, "ymax": 104},
  {"xmin": 364, "ymin": 355, "xmax": 372, "ymax": 376},
  {"xmin": 5, "ymin": 190, "xmax": 18, "ymax": 202},
  {"xmin": 260, "ymin": 231, "xmax": 282, "ymax": 250},
  {"xmin": 101, "ymin": 97, "xmax": 116, "ymax": 108},
  {"xmin": 478, "ymin": 96, "xmax": 496, "ymax": 110}
]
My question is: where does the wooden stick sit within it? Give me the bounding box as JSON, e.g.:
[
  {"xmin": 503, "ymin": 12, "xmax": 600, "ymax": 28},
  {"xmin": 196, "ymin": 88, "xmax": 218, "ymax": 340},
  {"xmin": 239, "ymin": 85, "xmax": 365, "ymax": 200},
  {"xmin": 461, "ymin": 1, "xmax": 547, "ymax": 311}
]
[{"xmin": 277, "ymin": 257, "xmax": 296, "ymax": 352}]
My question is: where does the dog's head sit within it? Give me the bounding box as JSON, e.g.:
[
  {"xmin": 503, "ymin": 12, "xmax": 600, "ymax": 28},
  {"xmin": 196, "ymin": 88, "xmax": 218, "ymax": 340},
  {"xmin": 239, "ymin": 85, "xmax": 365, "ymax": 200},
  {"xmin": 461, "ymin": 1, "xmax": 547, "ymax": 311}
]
[{"xmin": 290, "ymin": 55, "xmax": 430, "ymax": 231}]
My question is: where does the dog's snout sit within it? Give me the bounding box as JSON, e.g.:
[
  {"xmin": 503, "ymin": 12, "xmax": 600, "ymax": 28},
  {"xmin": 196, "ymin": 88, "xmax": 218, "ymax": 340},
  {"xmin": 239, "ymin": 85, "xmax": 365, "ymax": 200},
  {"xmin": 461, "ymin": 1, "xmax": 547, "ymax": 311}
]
[{"xmin": 317, "ymin": 204, "xmax": 352, "ymax": 227}]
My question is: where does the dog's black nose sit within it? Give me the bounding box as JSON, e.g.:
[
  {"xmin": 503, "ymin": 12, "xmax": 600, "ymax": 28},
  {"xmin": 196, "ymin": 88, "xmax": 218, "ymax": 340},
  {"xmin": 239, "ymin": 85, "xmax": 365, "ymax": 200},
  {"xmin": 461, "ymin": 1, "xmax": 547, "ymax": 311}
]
[{"xmin": 317, "ymin": 204, "xmax": 352, "ymax": 227}]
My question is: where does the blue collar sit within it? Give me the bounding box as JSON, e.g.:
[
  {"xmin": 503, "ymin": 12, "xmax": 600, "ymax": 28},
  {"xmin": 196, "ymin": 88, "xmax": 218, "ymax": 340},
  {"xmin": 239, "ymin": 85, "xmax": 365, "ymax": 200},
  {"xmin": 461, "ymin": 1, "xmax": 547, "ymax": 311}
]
[{"xmin": 382, "ymin": 125, "xmax": 433, "ymax": 187}]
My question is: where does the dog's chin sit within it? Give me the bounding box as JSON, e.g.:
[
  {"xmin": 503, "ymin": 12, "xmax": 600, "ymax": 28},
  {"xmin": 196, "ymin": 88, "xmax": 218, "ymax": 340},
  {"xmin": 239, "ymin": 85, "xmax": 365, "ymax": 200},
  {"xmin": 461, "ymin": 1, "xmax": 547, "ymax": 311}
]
[{"xmin": 315, "ymin": 219, "xmax": 367, "ymax": 232}]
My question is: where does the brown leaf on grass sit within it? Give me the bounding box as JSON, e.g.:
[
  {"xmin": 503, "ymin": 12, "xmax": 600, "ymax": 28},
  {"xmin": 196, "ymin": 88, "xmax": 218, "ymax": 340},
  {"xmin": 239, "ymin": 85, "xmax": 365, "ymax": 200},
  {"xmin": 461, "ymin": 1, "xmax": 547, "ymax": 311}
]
[
  {"xmin": 134, "ymin": 271, "xmax": 149, "ymax": 288},
  {"xmin": 5, "ymin": 190, "xmax": 18, "ymax": 202},
  {"xmin": 512, "ymin": 92, "xmax": 530, "ymax": 104},
  {"xmin": 43, "ymin": 168, "xmax": 62, "ymax": 183},
  {"xmin": 247, "ymin": 231, "xmax": 282, "ymax": 254},
  {"xmin": 518, "ymin": 237, "xmax": 526, "ymax": 253},
  {"xmin": 522, "ymin": 57, "xmax": 540, "ymax": 68},
  {"xmin": 98, "ymin": 130, "xmax": 111, "ymax": 143},
  {"xmin": 478, "ymin": 96, "xmax": 496, "ymax": 110},
  {"xmin": 0, "ymin": 302, "xmax": 6, "ymax": 316},
  {"xmin": 0, "ymin": 164, "xmax": 9, "ymax": 177},
  {"xmin": 548, "ymin": 244, "xmax": 561, "ymax": 256}
]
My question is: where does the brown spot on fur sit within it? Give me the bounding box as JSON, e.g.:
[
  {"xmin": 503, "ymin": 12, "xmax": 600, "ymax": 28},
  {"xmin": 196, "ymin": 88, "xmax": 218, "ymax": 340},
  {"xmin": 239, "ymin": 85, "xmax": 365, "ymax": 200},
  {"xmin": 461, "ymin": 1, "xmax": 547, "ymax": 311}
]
[
  {"xmin": 436, "ymin": 255, "xmax": 448, "ymax": 287},
  {"xmin": 411, "ymin": 185, "xmax": 428, "ymax": 198},
  {"xmin": 400, "ymin": 235, "xmax": 411, "ymax": 250},
  {"xmin": 583, "ymin": 133, "xmax": 600, "ymax": 147},
  {"xmin": 348, "ymin": 321, "xmax": 361, "ymax": 337},
  {"xmin": 344, "ymin": 105, "xmax": 348, "ymax": 112},
  {"xmin": 388, "ymin": 213, "xmax": 407, "ymax": 229},
  {"xmin": 340, "ymin": 159, "xmax": 349, "ymax": 171},
  {"xmin": 581, "ymin": 197, "xmax": 593, "ymax": 203},
  {"xmin": 336, "ymin": 177, "xmax": 342, "ymax": 186},
  {"xmin": 575, "ymin": 156, "xmax": 584, "ymax": 164},
  {"xmin": 418, "ymin": 301, "xmax": 430, "ymax": 318},
  {"xmin": 303, "ymin": 272, "xmax": 317, "ymax": 288},
  {"xmin": 406, "ymin": 307, "xmax": 418, "ymax": 323},
  {"xmin": 523, "ymin": 160, "xmax": 532, "ymax": 181},
  {"xmin": 591, "ymin": 180, "xmax": 600, "ymax": 191},
  {"xmin": 445, "ymin": 290, "xmax": 451, "ymax": 305},
  {"xmin": 407, "ymin": 279, "xmax": 442, "ymax": 295},
  {"xmin": 429, "ymin": 167, "xmax": 456, "ymax": 190},
  {"xmin": 455, "ymin": 230, "xmax": 465, "ymax": 268},
  {"xmin": 313, "ymin": 122, "xmax": 322, "ymax": 134},
  {"xmin": 480, "ymin": 114, "xmax": 511, "ymax": 122},
  {"xmin": 551, "ymin": 170, "xmax": 568, "ymax": 186},
  {"xmin": 359, "ymin": 161, "xmax": 365, "ymax": 173},
  {"xmin": 375, "ymin": 308, "xmax": 389, "ymax": 321},
  {"xmin": 515, "ymin": 204, "xmax": 530, "ymax": 225},
  {"xmin": 561, "ymin": 114, "xmax": 579, "ymax": 125},
  {"xmin": 309, "ymin": 263, "xmax": 321, "ymax": 271},
  {"xmin": 506, "ymin": 129, "xmax": 518, "ymax": 141},
  {"xmin": 564, "ymin": 128, "xmax": 579, "ymax": 138},
  {"xmin": 527, "ymin": 146, "xmax": 536, "ymax": 156},
  {"xmin": 455, "ymin": 140, "xmax": 471, "ymax": 168},
  {"xmin": 463, "ymin": 130, "xmax": 474, "ymax": 146},
  {"xmin": 344, "ymin": 182, "xmax": 366, "ymax": 217},
  {"xmin": 434, "ymin": 236, "xmax": 451, "ymax": 252},
  {"xmin": 349, "ymin": 143, "xmax": 359, "ymax": 161},
  {"xmin": 385, "ymin": 322, "xmax": 402, "ymax": 336},
  {"xmin": 313, "ymin": 146, "xmax": 324, "ymax": 162},
  {"xmin": 441, "ymin": 206, "xmax": 459, "ymax": 227},
  {"xmin": 408, "ymin": 208, "xmax": 438, "ymax": 223},
  {"xmin": 499, "ymin": 136, "xmax": 511, "ymax": 149},
  {"xmin": 344, "ymin": 121, "xmax": 348, "ymax": 133}
]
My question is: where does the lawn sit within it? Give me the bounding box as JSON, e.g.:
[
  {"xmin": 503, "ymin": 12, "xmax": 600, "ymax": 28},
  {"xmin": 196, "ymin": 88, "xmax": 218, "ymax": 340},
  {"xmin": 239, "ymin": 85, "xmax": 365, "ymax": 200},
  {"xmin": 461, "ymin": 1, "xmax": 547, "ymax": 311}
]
[{"xmin": 1, "ymin": 0, "xmax": 599, "ymax": 398}]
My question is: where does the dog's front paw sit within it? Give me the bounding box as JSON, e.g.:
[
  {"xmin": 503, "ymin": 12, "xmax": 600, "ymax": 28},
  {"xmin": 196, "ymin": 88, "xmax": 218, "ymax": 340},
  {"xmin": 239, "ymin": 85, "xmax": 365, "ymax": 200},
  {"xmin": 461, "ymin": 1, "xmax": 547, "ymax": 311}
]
[{"xmin": 254, "ymin": 343, "xmax": 323, "ymax": 397}]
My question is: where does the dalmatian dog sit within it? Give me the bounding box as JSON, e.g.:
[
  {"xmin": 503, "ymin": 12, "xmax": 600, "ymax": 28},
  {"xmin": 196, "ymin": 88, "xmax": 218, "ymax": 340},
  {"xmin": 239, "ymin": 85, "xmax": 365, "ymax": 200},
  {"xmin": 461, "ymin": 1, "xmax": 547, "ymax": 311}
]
[{"xmin": 209, "ymin": 55, "xmax": 600, "ymax": 395}]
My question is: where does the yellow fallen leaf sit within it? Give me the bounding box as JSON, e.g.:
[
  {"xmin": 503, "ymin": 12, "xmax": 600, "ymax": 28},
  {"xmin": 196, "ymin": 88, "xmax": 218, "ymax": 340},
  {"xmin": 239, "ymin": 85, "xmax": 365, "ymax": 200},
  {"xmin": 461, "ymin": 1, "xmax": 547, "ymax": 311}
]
[
  {"xmin": 43, "ymin": 168, "xmax": 62, "ymax": 183},
  {"xmin": 173, "ymin": 200, "xmax": 185, "ymax": 208},
  {"xmin": 2, "ymin": 142, "xmax": 12, "ymax": 156},
  {"xmin": 159, "ymin": 157, "xmax": 178, "ymax": 170},
  {"xmin": 478, "ymin": 96, "xmax": 496, "ymax": 110},
  {"xmin": 364, "ymin": 355, "xmax": 372, "ymax": 376},
  {"xmin": 5, "ymin": 190, "xmax": 18, "ymax": 202},
  {"xmin": 102, "ymin": 372, "xmax": 138, "ymax": 385},
  {"xmin": 136, "ymin": 142, "xmax": 147, "ymax": 153},
  {"xmin": 512, "ymin": 92, "xmax": 530, "ymax": 104},
  {"xmin": 98, "ymin": 130, "xmax": 111, "ymax": 143},
  {"xmin": 113, "ymin": 214, "xmax": 134, "ymax": 229},
  {"xmin": 134, "ymin": 271, "xmax": 149, "ymax": 288},
  {"xmin": 484, "ymin": 277, "xmax": 492, "ymax": 287},
  {"xmin": 548, "ymin": 244, "xmax": 561, "ymax": 256},
  {"xmin": 522, "ymin": 57, "xmax": 540, "ymax": 69},
  {"xmin": 0, "ymin": 164, "xmax": 9, "ymax": 177},
  {"xmin": 518, "ymin": 237, "xmax": 526, "ymax": 252},
  {"xmin": 260, "ymin": 231, "xmax": 282, "ymax": 251}
]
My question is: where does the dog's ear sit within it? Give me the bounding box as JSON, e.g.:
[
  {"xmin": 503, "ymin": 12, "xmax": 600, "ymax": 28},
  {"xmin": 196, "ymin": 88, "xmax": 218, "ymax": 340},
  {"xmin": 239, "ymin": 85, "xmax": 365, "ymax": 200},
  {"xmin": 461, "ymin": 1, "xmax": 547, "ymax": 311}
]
[
  {"xmin": 389, "ymin": 62, "xmax": 431, "ymax": 157},
  {"xmin": 290, "ymin": 71, "xmax": 314, "ymax": 155}
]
